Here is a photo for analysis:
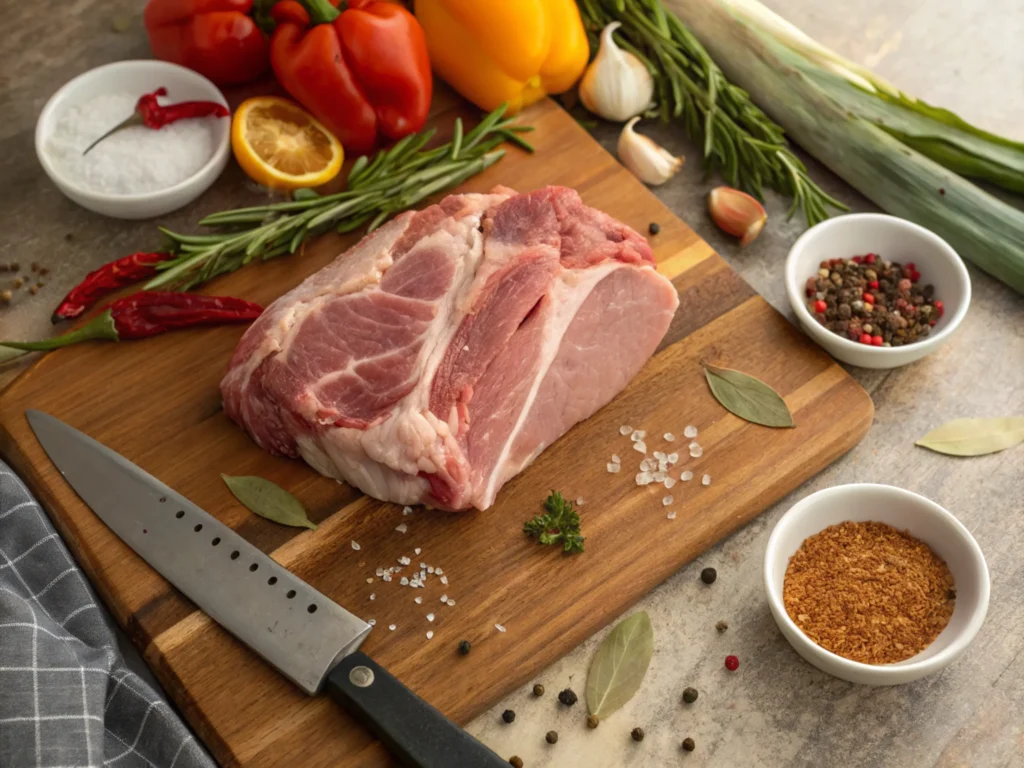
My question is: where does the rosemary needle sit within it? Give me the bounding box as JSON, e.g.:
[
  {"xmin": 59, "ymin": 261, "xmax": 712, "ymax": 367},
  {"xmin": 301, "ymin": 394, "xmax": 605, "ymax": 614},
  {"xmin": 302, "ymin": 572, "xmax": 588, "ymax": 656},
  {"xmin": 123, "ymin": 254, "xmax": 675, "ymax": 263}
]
[{"xmin": 148, "ymin": 104, "xmax": 533, "ymax": 291}]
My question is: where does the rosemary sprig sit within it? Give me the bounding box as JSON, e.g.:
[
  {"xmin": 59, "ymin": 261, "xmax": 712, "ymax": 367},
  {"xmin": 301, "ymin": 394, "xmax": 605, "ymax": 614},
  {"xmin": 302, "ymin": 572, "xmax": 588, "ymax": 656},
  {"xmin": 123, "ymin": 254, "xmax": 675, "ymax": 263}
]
[
  {"xmin": 148, "ymin": 104, "xmax": 534, "ymax": 291},
  {"xmin": 577, "ymin": 0, "xmax": 846, "ymax": 226}
]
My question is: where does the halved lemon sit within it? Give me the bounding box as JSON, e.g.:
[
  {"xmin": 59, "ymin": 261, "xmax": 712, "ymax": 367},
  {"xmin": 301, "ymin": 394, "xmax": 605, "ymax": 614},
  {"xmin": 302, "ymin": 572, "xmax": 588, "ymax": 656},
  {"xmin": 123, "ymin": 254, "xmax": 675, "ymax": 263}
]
[{"xmin": 231, "ymin": 96, "xmax": 343, "ymax": 191}]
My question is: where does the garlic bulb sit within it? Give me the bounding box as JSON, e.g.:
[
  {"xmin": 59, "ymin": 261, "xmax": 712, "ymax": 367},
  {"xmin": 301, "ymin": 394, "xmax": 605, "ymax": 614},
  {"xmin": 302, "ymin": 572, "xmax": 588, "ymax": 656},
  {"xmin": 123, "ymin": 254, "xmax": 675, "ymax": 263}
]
[
  {"xmin": 579, "ymin": 22, "xmax": 654, "ymax": 122},
  {"xmin": 617, "ymin": 118, "xmax": 684, "ymax": 186}
]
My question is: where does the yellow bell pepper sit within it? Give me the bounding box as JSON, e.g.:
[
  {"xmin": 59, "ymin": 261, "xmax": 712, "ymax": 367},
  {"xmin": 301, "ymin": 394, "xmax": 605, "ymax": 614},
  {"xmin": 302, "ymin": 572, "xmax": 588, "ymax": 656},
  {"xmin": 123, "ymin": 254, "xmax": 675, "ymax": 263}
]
[{"xmin": 413, "ymin": 0, "xmax": 589, "ymax": 114}]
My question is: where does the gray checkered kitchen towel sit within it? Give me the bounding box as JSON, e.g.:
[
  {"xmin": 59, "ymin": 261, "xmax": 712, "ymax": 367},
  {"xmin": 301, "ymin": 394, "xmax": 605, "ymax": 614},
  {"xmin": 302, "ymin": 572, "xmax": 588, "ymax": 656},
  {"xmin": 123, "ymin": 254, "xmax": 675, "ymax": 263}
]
[{"xmin": 0, "ymin": 460, "xmax": 215, "ymax": 768}]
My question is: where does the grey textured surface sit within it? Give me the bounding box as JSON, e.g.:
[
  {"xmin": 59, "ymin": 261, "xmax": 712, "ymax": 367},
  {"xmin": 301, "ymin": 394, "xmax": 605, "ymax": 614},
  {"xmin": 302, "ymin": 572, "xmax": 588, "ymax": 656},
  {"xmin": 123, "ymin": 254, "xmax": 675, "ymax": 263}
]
[{"xmin": 1, "ymin": 1, "xmax": 1022, "ymax": 767}]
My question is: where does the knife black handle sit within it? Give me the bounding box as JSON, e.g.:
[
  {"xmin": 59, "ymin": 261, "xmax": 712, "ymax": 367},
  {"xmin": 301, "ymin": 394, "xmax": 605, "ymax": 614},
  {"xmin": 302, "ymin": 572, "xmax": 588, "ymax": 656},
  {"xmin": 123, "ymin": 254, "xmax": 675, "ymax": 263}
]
[{"xmin": 326, "ymin": 652, "xmax": 508, "ymax": 768}]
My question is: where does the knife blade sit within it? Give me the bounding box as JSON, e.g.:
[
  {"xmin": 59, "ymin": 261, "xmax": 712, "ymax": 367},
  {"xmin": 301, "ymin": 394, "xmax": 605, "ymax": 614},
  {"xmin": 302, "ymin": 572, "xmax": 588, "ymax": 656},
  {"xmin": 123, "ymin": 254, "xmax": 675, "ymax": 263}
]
[{"xmin": 27, "ymin": 410, "xmax": 507, "ymax": 768}]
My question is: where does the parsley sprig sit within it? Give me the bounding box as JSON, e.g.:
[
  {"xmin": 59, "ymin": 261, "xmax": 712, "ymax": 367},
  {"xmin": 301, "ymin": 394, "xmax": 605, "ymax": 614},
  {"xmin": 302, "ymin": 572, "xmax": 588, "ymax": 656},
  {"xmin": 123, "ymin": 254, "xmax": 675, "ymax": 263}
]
[{"xmin": 524, "ymin": 492, "xmax": 585, "ymax": 554}]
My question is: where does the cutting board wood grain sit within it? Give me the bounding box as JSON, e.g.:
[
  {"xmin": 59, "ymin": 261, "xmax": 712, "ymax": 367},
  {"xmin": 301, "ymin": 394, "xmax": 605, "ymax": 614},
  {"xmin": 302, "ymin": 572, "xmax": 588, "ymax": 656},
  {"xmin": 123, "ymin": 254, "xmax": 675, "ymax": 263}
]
[{"xmin": 0, "ymin": 96, "xmax": 872, "ymax": 767}]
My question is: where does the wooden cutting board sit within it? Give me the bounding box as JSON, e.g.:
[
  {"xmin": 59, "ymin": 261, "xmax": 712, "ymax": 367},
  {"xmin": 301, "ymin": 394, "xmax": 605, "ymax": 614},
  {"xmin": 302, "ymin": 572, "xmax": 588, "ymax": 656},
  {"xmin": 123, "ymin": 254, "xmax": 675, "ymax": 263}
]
[{"xmin": 0, "ymin": 97, "xmax": 872, "ymax": 767}]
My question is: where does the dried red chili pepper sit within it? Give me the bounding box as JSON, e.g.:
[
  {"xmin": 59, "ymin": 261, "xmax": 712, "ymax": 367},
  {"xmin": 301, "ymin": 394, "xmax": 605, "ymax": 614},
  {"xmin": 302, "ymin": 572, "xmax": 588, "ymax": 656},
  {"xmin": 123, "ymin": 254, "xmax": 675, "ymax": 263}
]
[
  {"xmin": 82, "ymin": 87, "xmax": 230, "ymax": 155},
  {"xmin": 52, "ymin": 252, "xmax": 177, "ymax": 323},
  {"xmin": 2, "ymin": 292, "xmax": 262, "ymax": 352}
]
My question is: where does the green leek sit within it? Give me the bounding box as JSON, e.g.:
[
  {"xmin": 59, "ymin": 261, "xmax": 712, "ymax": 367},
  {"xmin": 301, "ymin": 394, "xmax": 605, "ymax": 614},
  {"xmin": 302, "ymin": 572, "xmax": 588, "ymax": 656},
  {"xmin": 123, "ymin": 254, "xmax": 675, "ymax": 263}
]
[{"xmin": 666, "ymin": 0, "xmax": 1024, "ymax": 293}]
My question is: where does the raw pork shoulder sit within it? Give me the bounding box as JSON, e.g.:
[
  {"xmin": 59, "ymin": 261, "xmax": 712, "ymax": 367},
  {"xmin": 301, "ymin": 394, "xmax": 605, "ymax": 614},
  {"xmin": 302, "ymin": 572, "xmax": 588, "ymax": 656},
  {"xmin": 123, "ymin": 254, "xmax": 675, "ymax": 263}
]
[{"xmin": 222, "ymin": 186, "xmax": 679, "ymax": 511}]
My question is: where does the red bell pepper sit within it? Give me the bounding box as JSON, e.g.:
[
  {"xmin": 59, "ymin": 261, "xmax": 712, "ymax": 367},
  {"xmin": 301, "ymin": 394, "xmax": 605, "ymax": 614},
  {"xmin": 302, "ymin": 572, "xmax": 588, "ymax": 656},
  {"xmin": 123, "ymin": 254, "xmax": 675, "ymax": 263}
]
[
  {"xmin": 269, "ymin": 0, "xmax": 432, "ymax": 154},
  {"xmin": 144, "ymin": 0, "xmax": 271, "ymax": 86}
]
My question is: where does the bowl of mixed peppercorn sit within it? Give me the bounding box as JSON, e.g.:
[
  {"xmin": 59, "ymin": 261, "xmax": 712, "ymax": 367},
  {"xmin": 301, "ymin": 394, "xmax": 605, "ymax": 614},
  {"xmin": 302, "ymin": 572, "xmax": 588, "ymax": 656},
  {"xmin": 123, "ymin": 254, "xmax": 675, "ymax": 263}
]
[{"xmin": 785, "ymin": 213, "xmax": 971, "ymax": 369}]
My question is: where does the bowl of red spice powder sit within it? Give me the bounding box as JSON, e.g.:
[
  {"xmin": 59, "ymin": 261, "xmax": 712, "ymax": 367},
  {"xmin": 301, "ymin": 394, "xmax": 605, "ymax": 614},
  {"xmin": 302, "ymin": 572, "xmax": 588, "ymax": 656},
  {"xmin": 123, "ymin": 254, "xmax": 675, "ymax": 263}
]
[
  {"xmin": 764, "ymin": 484, "xmax": 989, "ymax": 685},
  {"xmin": 785, "ymin": 213, "xmax": 971, "ymax": 369}
]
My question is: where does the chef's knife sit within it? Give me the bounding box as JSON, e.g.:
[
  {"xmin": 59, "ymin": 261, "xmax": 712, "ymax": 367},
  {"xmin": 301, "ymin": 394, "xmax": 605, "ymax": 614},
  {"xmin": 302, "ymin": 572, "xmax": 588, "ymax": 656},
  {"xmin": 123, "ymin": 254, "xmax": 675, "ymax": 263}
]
[{"xmin": 26, "ymin": 410, "xmax": 506, "ymax": 768}]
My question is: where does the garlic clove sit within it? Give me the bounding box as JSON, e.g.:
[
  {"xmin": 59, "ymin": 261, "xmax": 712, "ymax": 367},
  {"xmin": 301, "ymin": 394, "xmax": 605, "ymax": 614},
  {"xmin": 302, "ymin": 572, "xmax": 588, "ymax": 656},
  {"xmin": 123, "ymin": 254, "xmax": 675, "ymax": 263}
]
[
  {"xmin": 579, "ymin": 22, "xmax": 655, "ymax": 122},
  {"xmin": 617, "ymin": 117, "xmax": 684, "ymax": 186},
  {"xmin": 708, "ymin": 186, "xmax": 767, "ymax": 246}
]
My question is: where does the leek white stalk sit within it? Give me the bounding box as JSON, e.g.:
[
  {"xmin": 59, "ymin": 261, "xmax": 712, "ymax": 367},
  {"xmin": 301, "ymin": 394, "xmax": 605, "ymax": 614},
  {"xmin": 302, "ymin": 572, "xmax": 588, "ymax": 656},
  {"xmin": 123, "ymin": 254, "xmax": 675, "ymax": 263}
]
[{"xmin": 666, "ymin": 0, "xmax": 1024, "ymax": 293}]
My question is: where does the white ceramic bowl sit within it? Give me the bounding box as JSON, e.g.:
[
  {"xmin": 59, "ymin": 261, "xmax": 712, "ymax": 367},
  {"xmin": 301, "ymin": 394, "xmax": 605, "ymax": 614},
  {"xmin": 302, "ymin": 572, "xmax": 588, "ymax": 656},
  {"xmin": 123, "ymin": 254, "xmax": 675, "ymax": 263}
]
[
  {"xmin": 785, "ymin": 213, "xmax": 971, "ymax": 369},
  {"xmin": 764, "ymin": 484, "xmax": 989, "ymax": 685},
  {"xmin": 35, "ymin": 60, "xmax": 231, "ymax": 220}
]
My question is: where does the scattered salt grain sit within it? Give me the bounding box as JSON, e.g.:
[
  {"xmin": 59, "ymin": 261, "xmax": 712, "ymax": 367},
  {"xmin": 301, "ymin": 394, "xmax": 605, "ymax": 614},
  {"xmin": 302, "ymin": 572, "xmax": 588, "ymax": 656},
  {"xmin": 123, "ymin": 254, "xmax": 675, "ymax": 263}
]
[
  {"xmin": 366, "ymin": 578, "xmax": 374, "ymax": 584},
  {"xmin": 667, "ymin": 452, "xmax": 679, "ymax": 464},
  {"xmin": 630, "ymin": 430, "xmax": 646, "ymax": 442},
  {"xmin": 440, "ymin": 576, "xmax": 449, "ymax": 585},
  {"xmin": 633, "ymin": 441, "xmax": 647, "ymax": 454},
  {"xmin": 400, "ymin": 577, "xmax": 410, "ymax": 586},
  {"xmin": 447, "ymin": 599, "xmax": 456, "ymax": 607},
  {"xmin": 664, "ymin": 477, "xmax": 676, "ymax": 489},
  {"xmin": 619, "ymin": 425, "xmax": 633, "ymax": 435},
  {"xmin": 395, "ymin": 523, "xmax": 408, "ymax": 534},
  {"xmin": 684, "ymin": 425, "xmax": 698, "ymax": 438},
  {"xmin": 652, "ymin": 470, "xmax": 667, "ymax": 482},
  {"xmin": 368, "ymin": 619, "xmax": 376, "ymax": 626},
  {"xmin": 640, "ymin": 458, "xmax": 654, "ymax": 471},
  {"xmin": 689, "ymin": 442, "xmax": 704, "ymax": 458},
  {"xmin": 575, "ymin": 497, "xmax": 585, "ymax": 507},
  {"xmin": 414, "ymin": 596, "xmax": 423, "ymax": 604},
  {"xmin": 398, "ymin": 556, "xmax": 411, "ymax": 565},
  {"xmin": 664, "ymin": 432, "xmax": 675, "ymax": 442},
  {"xmin": 369, "ymin": 593, "xmax": 375, "ymax": 601},
  {"xmin": 403, "ymin": 506, "xmax": 414, "ymax": 516},
  {"xmin": 653, "ymin": 451, "xmax": 666, "ymax": 462},
  {"xmin": 607, "ymin": 462, "xmax": 621, "ymax": 473},
  {"xmin": 426, "ymin": 613, "xmax": 435, "ymax": 622},
  {"xmin": 351, "ymin": 541, "xmax": 361, "ymax": 551},
  {"xmin": 419, "ymin": 562, "xmax": 427, "ymax": 569},
  {"xmin": 426, "ymin": 631, "xmax": 434, "ymax": 640},
  {"xmin": 702, "ymin": 473, "xmax": 712, "ymax": 486},
  {"xmin": 435, "ymin": 568, "xmax": 444, "ymax": 576},
  {"xmin": 681, "ymin": 470, "xmax": 694, "ymax": 482},
  {"xmin": 440, "ymin": 594, "xmax": 448, "ymax": 603},
  {"xmin": 658, "ymin": 461, "xmax": 668, "ymax": 473},
  {"xmin": 389, "ymin": 624, "xmax": 396, "ymax": 631},
  {"xmin": 414, "ymin": 547, "xmax": 422, "ymax": 555},
  {"xmin": 662, "ymin": 495, "xmax": 674, "ymax": 506},
  {"xmin": 667, "ymin": 510, "xmax": 677, "ymax": 520},
  {"xmin": 611, "ymin": 454, "xmax": 621, "ymax": 463},
  {"xmin": 495, "ymin": 624, "xmax": 507, "ymax": 633},
  {"xmin": 635, "ymin": 472, "xmax": 654, "ymax": 486}
]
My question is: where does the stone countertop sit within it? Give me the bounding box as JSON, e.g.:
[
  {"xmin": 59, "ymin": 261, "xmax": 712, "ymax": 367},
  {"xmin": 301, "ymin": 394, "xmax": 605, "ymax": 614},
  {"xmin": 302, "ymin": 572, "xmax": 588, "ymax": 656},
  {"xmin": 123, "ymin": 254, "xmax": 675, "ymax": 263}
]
[{"xmin": 2, "ymin": 1, "xmax": 1022, "ymax": 767}]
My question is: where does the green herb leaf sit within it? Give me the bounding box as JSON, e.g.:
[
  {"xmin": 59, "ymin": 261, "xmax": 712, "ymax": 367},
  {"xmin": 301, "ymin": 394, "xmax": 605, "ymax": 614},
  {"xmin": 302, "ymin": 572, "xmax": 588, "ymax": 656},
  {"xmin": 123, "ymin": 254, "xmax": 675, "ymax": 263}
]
[
  {"xmin": 915, "ymin": 418, "xmax": 1024, "ymax": 457},
  {"xmin": 586, "ymin": 612, "xmax": 654, "ymax": 718},
  {"xmin": 221, "ymin": 475, "xmax": 317, "ymax": 530},
  {"xmin": 291, "ymin": 188, "xmax": 321, "ymax": 202},
  {"xmin": 703, "ymin": 362, "xmax": 794, "ymax": 428},
  {"xmin": 523, "ymin": 491, "xmax": 584, "ymax": 554}
]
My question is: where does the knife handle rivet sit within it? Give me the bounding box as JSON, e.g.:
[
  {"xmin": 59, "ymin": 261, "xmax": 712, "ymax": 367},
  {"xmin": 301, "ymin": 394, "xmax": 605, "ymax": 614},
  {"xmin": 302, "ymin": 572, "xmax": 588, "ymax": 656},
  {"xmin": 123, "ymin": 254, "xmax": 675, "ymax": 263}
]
[{"xmin": 349, "ymin": 666, "xmax": 375, "ymax": 688}]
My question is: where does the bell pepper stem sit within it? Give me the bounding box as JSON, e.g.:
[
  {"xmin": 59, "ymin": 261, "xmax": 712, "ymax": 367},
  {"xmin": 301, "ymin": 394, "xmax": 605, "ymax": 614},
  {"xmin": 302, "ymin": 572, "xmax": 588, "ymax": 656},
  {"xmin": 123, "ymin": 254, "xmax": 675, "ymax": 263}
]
[
  {"xmin": 300, "ymin": 0, "xmax": 341, "ymax": 24},
  {"xmin": 0, "ymin": 310, "xmax": 118, "ymax": 351},
  {"xmin": 82, "ymin": 112, "xmax": 144, "ymax": 156}
]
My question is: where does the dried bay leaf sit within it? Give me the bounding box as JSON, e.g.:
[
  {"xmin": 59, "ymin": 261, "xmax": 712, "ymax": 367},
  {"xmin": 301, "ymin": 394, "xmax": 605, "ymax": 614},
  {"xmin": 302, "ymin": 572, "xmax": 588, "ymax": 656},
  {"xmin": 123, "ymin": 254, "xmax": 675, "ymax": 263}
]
[
  {"xmin": 915, "ymin": 418, "xmax": 1024, "ymax": 457},
  {"xmin": 703, "ymin": 362, "xmax": 794, "ymax": 428},
  {"xmin": 221, "ymin": 474, "xmax": 317, "ymax": 530},
  {"xmin": 586, "ymin": 612, "xmax": 654, "ymax": 718}
]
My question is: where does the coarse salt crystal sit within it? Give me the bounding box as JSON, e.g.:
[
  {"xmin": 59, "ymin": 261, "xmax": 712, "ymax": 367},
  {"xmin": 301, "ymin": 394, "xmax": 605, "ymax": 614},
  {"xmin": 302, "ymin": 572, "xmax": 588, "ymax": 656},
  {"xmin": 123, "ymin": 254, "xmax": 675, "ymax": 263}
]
[
  {"xmin": 366, "ymin": 578, "xmax": 374, "ymax": 584},
  {"xmin": 653, "ymin": 470, "xmax": 667, "ymax": 482},
  {"xmin": 369, "ymin": 593, "xmax": 375, "ymax": 601},
  {"xmin": 414, "ymin": 547, "xmax": 422, "ymax": 555},
  {"xmin": 658, "ymin": 461, "xmax": 668, "ymax": 472},
  {"xmin": 619, "ymin": 425, "xmax": 633, "ymax": 435},
  {"xmin": 667, "ymin": 452, "xmax": 679, "ymax": 464},
  {"xmin": 664, "ymin": 432, "xmax": 675, "ymax": 441},
  {"xmin": 681, "ymin": 470, "xmax": 694, "ymax": 481},
  {"xmin": 667, "ymin": 510, "xmax": 677, "ymax": 520},
  {"xmin": 414, "ymin": 596, "xmax": 423, "ymax": 604},
  {"xmin": 576, "ymin": 497, "xmax": 585, "ymax": 506},
  {"xmin": 395, "ymin": 523, "xmax": 408, "ymax": 534},
  {"xmin": 635, "ymin": 472, "xmax": 654, "ymax": 486},
  {"xmin": 426, "ymin": 631, "xmax": 434, "ymax": 640},
  {"xmin": 664, "ymin": 477, "xmax": 676, "ymax": 489},
  {"xmin": 689, "ymin": 442, "xmax": 703, "ymax": 458},
  {"xmin": 440, "ymin": 576, "xmax": 449, "ymax": 585},
  {"xmin": 435, "ymin": 568, "xmax": 444, "ymax": 576},
  {"xmin": 640, "ymin": 458, "xmax": 654, "ymax": 471},
  {"xmin": 684, "ymin": 425, "xmax": 698, "ymax": 438},
  {"xmin": 653, "ymin": 451, "xmax": 666, "ymax": 461},
  {"xmin": 426, "ymin": 613, "xmax": 435, "ymax": 622},
  {"xmin": 398, "ymin": 556, "xmax": 411, "ymax": 565},
  {"xmin": 400, "ymin": 577, "xmax": 410, "ymax": 586},
  {"xmin": 630, "ymin": 430, "xmax": 646, "ymax": 442},
  {"xmin": 611, "ymin": 454, "xmax": 621, "ymax": 463},
  {"xmin": 440, "ymin": 594, "xmax": 448, "ymax": 603},
  {"xmin": 607, "ymin": 462, "xmax": 621, "ymax": 473},
  {"xmin": 662, "ymin": 495, "xmax": 674, "ymax": 506},
  {"xmin": 702, "ymin": 473, "xmax": 712, "ymax": 486},
  {"xmin": 447, "ymin": 599, "xmax": 456, "ymax": 607},
  {"xmin": 351, "ymin": 541, "xmax": 361, "ymax": 551},
  {"xmin": 403, "ymin": 506, "xmax": 414, "ymax": 515},
  {"xmin": 368, "ymin": 619, "xmax": 376, "ymax": 626},
  {"xmin": 633, "ymin": 441, "xmax": 647, "ymax": 454},
  {"xmin": 495, "ymin": 624, "xmax": 506, "ymax": 633},
  {"xmin": 389, "ymin": 624, "xmax": 397, "ymax": 631},
  {"xmin": 382, "ymin": 574, "xmax": 392, "ymax": 582},
  {"xmin": 419, "ymin": 562, "xmax": 427, "ymax": 568}
]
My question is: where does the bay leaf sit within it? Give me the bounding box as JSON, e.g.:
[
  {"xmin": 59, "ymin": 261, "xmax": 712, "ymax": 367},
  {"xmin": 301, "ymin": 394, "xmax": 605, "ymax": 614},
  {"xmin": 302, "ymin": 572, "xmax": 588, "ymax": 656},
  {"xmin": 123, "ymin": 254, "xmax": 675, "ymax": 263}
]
[
  {"xmin": 703, "ymin": 362, "xmax": 795, "ymax": 428},
  {"xmin": 585, "ymin": 611, "xmax": 654, "ymax": 719},
  {"xmin": 221, "ymin": 475, "xmax": 317, "ymax": 530},
  {"xmin": 915, "ymin": 418, "xmax": 1024, "ymax": 457}
]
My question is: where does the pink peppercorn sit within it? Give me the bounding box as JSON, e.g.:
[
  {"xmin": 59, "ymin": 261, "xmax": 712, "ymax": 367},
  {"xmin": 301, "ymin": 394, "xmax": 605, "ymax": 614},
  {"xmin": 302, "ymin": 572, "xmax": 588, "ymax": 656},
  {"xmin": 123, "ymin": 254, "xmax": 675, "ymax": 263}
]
[
  {"xmin": 724, "ymin": 655, "xmax": 739, "ymax": 671},
  {"xmin": 862, "ymin": 292, "xmax": 875, "ymax": 304},
  {"xmin": 864, "ymin": 253, "xmax": 877, "ymax": 265},
  {"xmin": 813, "ymin": 300, "xmax": 827, "ymax": 313},
  {"xmin": 934, "ymin": 300, "xmax": 944, "ymax": 317},
  {"xmin": 868, "ymin": 280, "xmax": 879, "ymax": 290},
  {"xmin": 872, "ymin": 335, "xmax": 884, "ymax": 346},
  {"xmin": 859, "ymin": 333, "xmax": 872, "ymax": 345},
  {"xmin": 852, "ymin": 255, "xmax": 863, "ymax": 264}
]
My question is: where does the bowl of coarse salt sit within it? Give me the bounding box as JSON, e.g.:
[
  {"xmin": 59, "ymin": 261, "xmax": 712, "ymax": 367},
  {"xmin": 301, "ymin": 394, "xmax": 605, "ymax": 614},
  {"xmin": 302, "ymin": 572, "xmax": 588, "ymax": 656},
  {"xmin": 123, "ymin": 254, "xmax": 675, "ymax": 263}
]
[{"xmin": 36, "ymin": 60, "xmax": 231, "ymax": 220}]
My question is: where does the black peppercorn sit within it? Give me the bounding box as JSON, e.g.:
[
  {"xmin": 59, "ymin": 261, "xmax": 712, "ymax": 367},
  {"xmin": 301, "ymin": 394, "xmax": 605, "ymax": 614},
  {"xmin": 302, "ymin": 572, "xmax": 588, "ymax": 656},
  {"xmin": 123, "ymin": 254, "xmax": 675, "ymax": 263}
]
[
  {"xmin": 716, "ymin": 619, "xmax": 728, "ymax": 633},
  {"xmin": 509, "ymin": 757, "xmax": 524, "ymax": 768},
  {"xmin": 502, "ymin": 709, "xmax": 516, "ymax": 724},
  {"xmin": 700, "ymin": 567, "xmax": 717, "ymax": 584},
  {"xmin": 648, "ymin": 222, "xmax": 660, "ymax": 235},
  {"xmin": 532, "ymin": 683, "xmax": 545, "ymax": 697},
  {"xmin": 458, "ymin": 640, "xmax": 471, "ymax": 655},
  {"xmin": 682, "ymin": 737, "xmax": 695, "ymax": 752},
  {"xmin": 586, "ymin": 715, "xmax": 600, "ymax": 729},
  {"xmin": 558, "ymin": 688, "xmax": 578, "ymax": 706},
  {"xmin": 545, "ymin": 731, "xmax": 558, "ymax": 744},
  {"xmin": 682, "ymin": 687, "xmax": 698, "ymax": 704},
  {"xmin": 631, "ymin": 727, "xmax": 644, "ymax": 742}
]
